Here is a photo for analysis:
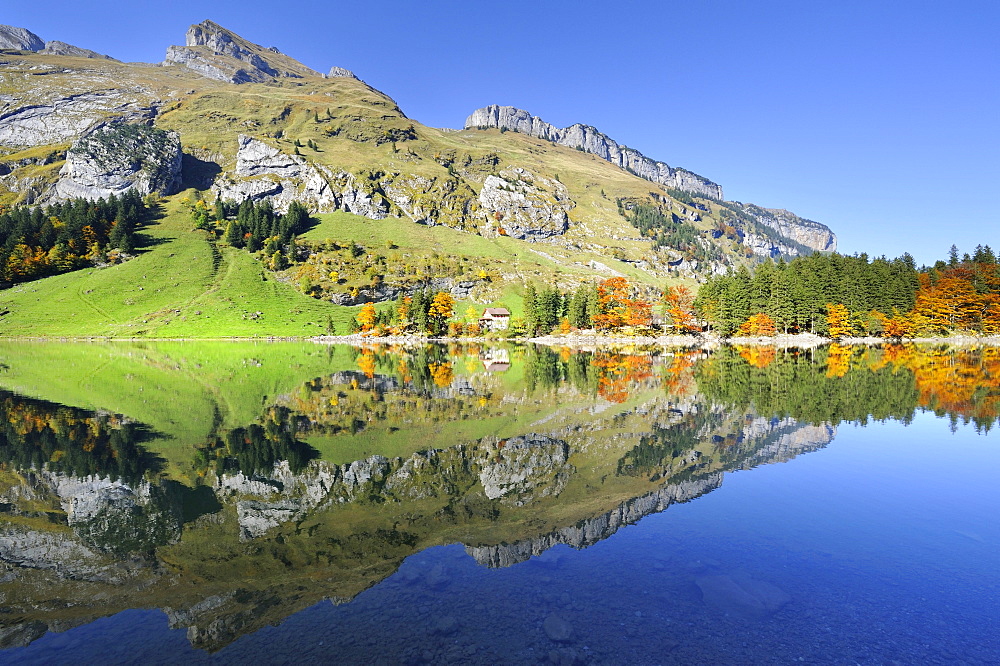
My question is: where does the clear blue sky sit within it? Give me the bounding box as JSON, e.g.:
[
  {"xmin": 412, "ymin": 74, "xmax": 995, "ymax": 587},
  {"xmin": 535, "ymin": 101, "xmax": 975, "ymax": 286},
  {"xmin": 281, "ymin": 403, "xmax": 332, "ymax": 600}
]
[{"xmin": 5, "ymin": 0, "xmax": 997, "ymax": 265}]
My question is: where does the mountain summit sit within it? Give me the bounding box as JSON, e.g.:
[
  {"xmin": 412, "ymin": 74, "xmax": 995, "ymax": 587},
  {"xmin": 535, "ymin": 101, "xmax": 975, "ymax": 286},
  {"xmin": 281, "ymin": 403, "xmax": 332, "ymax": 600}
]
[{"xmin": 164, "ymin": 20, "xmax": 323, "ymax": 83}]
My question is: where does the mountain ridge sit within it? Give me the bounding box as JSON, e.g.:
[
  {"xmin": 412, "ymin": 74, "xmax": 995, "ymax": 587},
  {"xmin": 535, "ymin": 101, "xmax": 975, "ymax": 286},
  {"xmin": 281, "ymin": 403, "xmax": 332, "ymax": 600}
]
[{"xmin": 465, "ymin": 104, "xmax": 724, "ymax": 200}]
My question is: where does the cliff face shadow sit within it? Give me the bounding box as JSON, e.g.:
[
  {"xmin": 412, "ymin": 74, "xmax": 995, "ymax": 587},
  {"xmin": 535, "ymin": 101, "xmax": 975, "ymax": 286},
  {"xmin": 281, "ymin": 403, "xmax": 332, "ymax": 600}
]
[{"xmin": 181, "ymin": 153, "xmax": 222, "ymax": 191}]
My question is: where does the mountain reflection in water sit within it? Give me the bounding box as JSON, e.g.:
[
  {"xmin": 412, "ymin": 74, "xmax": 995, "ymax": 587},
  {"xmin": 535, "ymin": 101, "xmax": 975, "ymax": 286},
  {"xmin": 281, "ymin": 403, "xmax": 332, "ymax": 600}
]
[{"xmin": 0, "ymin": 341, "xmax": 996, "ymax": 660}]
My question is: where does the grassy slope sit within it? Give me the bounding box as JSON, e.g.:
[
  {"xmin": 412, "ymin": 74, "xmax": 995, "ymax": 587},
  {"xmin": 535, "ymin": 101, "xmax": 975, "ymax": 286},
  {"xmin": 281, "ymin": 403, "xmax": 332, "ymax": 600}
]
[
  {"xmin": 0, "ymin": 194, "xmax": 361, "ymax": 337},
  {"xmin": 0, "ymin": 340, "xmax": 350, "ymax": 472}
]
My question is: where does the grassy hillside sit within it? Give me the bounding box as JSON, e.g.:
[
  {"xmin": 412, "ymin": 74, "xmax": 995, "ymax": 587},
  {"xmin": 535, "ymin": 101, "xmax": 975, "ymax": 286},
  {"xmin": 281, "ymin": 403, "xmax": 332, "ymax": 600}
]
[{"xmin": 0, "ymin": 193, "xmax": 359, "ymax": 337}]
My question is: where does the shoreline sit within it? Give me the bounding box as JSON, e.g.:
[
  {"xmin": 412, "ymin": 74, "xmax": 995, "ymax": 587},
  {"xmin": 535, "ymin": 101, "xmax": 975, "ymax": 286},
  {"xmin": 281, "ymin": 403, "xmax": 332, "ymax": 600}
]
[{"xmin": 1, "ymin": 333, "xmax": 998, "ymax": 347}]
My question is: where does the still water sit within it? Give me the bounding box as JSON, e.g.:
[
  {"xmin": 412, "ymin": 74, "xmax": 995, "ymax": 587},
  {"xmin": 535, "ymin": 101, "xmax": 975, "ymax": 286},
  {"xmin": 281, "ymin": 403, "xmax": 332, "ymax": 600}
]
[{"xmin": 0, "ymin": 342, "xmax": 996, "ymax": 665}]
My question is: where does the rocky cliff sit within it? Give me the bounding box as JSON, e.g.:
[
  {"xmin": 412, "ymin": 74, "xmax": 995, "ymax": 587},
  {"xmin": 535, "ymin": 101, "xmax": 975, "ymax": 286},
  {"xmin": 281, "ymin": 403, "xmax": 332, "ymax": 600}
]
[
  {"xmin": 0, "ymin": 24, "xmax": 112, "ymax": 59},
  {"xmin": 466, "ymin": 105, "xmax": 724, "ymax": 200},
  {"xmin": 0, "ymin": 18, "xmax": 839, "ymax": 287},
  {"xmin": 165, "ymin": 20, "xmax": 321, "ymax": 84},
  {"xmin": 466, "ymin": 105, "xmax": 838, "ymax": 255},
  {"xmin": 734, "ymin": 203, "xmax": 836, "ymax": 253},
  {"xmin": 54, "ymin": 123, "xmax": 182, "ymax": 199}
]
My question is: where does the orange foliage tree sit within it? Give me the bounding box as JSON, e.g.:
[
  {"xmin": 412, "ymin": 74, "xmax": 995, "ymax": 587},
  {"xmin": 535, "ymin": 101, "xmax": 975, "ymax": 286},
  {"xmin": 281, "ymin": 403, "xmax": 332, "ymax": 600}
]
[
  {"xmin": 663, "ymin": 285, "xmax": 699, "ymax": 333},
  {"xmin": 428, "ymin": 291, "xmax": 455, "ymax": 335},
  {"xmin": 592, "ymin": 277, "xmax": 629, "ymax": 331},
  {"xmin": 592, "ymin": 277, "xmax": 652, "ymax": 332},
  {"xmin": 737, "ymin": 312, "xmax": 777, "ymax": 337}
]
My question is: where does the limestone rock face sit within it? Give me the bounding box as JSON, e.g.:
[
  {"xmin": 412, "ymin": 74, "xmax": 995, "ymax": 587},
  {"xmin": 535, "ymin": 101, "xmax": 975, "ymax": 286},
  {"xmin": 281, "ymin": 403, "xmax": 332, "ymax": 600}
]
[
  {"xmin": 478, "ymin": 167, "xmax": 573, "ymax": 239},
  {"xmin": 0, "ymin": 89, "xmax": 157, "ymax": 148},
  {"xmin": 165, "ymin": 20, "xmax": 320, "ymax": 84},
  {"xmin": 213, "ymin": 134, "xmax": 343, "ymax": 213},
  {"xmin": 736, "ymin": 203, "xmax": 837, "ymax": 253},
  {"xmin": 0, "ymin": 25, "xmax": 44, "ymax": 52},
  {"xmin": 466, "ymin": 105, "xmax": 724, "ymax": 200},
  {"xmin": 328, "ymin": 66, "xmax": 357, "ymax": 79},
  {"xmin": 54, "ymin": 123, "xmax": 182, "ymax": 199}
]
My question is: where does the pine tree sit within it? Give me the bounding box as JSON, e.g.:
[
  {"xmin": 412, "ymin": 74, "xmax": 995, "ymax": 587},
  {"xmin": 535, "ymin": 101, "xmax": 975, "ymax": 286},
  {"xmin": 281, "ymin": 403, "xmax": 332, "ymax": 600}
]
[{"xmin": 523, "ymin": 283, "xmax": 538, "ymax": 335}]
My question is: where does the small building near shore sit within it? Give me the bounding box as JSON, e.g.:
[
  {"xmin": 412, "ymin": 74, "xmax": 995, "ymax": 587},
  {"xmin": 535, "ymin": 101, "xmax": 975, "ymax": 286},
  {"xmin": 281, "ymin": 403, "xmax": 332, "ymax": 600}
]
[{"xmin": 479, "ymin": 307, "xmax": 511, "ymax": 331}]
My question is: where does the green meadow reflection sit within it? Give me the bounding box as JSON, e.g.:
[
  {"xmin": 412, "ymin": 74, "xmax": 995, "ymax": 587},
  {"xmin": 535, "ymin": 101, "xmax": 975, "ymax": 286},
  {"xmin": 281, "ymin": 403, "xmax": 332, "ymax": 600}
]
[{"xmin": 0, "ymin": 340, "xmax": 996, "ymax": 652}]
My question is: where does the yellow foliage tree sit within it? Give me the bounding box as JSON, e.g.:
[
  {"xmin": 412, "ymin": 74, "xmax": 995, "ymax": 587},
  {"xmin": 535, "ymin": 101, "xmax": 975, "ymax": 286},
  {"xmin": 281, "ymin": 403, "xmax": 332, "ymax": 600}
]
[
  {"xmin": 356, "ymin": 302, "xmax": 377, "ymax": 332},
  {"xmin": 825, "ymin": 303, "xmax": 852, "ymax": 339},
  {"xmin": 427, "ymin": 291, "xmax": 455, "ymax": 335}
]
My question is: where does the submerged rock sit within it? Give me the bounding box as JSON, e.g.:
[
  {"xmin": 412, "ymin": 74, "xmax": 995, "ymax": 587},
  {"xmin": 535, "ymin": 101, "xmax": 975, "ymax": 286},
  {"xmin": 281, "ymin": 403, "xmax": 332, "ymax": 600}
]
[
  {"xmin": 695, "ymin": 572, "xmax": 790, "ymax": 620},
  {"xmin": 543, "ymin": 613, "xmax": 573, "ymax": 642}
]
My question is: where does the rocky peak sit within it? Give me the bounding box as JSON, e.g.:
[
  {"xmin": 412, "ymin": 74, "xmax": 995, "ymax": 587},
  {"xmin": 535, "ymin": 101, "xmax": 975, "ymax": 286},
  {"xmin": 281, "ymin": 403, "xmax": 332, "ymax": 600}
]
[
  {"xmin": 165, "ymin": 19, "xmax": 320, "ymax": 84},
  {"xmin": 0, "ymin": 25, "xmax": 45, "ymax": 52},
  {"xmin": 328, "ymin": 66, "xmax": 358, "ymax": 80},
  {"xmin": 0, "ymin": 25, "xmax": 111, "ymax": 59},
  {"xmin": 42, "ymin": 40, "xmax": 116, "ymax": 60},
  {"xmin": 465, "ymin": 104, "xmax": 724, "ymax": 200}
]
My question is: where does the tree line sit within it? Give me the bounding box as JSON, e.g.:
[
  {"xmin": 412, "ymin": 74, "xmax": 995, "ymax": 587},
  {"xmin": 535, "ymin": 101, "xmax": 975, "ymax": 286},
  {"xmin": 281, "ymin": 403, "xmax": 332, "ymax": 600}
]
[
  {"xmin": 0, "ymin": 192, "xmax": 148, "ymax": 283},
  {"xmin": 694, "ymin": 253, "xmax": 948, "ymax": 337},
  {"xmin": 698, "ymin": 344, "xmax": 1000, "ymax": 431}
]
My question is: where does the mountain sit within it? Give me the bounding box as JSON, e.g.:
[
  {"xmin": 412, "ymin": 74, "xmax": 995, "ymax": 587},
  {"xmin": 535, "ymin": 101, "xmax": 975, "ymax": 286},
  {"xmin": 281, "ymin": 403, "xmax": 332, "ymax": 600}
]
[{"xmin": 0, "ymin": 20, "xmax": 836, "ymax": 335}]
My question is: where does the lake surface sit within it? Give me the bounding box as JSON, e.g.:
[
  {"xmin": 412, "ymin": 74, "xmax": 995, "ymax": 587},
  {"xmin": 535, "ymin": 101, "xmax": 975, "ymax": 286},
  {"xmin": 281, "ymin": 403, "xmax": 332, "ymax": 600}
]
[{"xmin": 0, "ymin": 342, "xmax": 996, "ymax": 665}]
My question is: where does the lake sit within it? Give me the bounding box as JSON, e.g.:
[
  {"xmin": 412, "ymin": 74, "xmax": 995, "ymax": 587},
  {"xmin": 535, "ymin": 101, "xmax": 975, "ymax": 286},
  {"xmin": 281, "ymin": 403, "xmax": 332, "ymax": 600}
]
[{"xmin": 0, "ymin": 342, "xmax": 996, "ymax": 665}]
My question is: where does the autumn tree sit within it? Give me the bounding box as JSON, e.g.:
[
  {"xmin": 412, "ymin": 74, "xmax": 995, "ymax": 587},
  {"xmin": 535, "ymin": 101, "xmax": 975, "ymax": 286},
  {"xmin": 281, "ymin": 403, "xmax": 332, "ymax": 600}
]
[
  {"xmin": 592, "ymin": 277, "xmax": 630, "ymax": 331},
  {"xmin": 356, "ymin": 302, "xmax": 377, "ymax": 332},
  {"xmin": 825, "ymin": 303, "xmax": 852, "ymax": 338},
  {"xmin": 427, "ymin": 291, "xmax": 455, "ymax": 335},
  {"xmin": 737, "ymin": 313, "xmax": 777, "ymax": 336},
  {"xmin": 663, "ymin": 285, "xmax": 699, "ymax": 333}
]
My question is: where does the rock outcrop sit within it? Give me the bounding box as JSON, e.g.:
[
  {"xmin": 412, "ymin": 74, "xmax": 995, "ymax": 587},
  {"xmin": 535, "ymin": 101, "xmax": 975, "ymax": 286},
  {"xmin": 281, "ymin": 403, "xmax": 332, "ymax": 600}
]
[
  {"xmin": 0, "ymin": 85, "xmax": 159, "ymax": 148},
  {"xmin": 735, "ymin": 203, "xmax": 837, "ymax": 253},
  {"xmin": 0, "ymin": 26, "xmax": 111, "ymax": 59},
  {"xmin": 466, "ymin": 105, "xmax": 724, "ymax": 200},
  {"xmin": 478, "ymin": 167, "xmax": 572, "ymax": 239},
  {"xmin": 212, "ymin": 134, "xmax": 347, "ymax": 213},
  {"xmin": 328, "ymin": 66, "xmax": 357, "ymax": 79},
  {"xmin": 165, "ymin": 20, "xmax": 320, "ymax": 84},
  {"xmin": 0, "ymin": 25, "xmax": 44, "ymax": 52},
  {"xmin": 54, "ymin": 123, "xmax": 182, "ymax": 199},
  {"xmin": 41, "ymin": 41, "xmax": 115, "ymax": 60}
]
